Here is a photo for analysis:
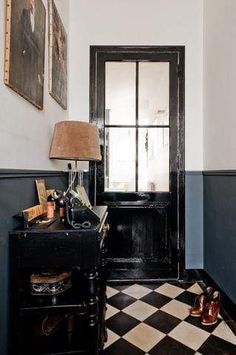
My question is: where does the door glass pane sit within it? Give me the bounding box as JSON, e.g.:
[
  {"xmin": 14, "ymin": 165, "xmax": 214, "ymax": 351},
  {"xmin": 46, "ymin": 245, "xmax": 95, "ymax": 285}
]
[
  {"xmin": 105, "ymin": 128, "xmax": 136, "ymax": 191},
  {"xmin": 139, "ymin": 62, "xmax": 169, "ymax": 125},
  {"xmin": 105, "ymin": 62, "xmax": 136, "ymax": 125},
  {"xmin": 138, "ymin": 128, "xmax": 169, "ymax": 192}
]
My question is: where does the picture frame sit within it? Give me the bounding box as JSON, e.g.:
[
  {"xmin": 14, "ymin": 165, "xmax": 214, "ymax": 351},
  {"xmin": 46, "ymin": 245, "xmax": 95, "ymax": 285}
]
[
  {"xmin": 48, "ymin": 0, "xmax": 68, "ymax": 109},
  {"xmin": 35, "ymin": 179, "xmax": 47, "ymax": 212},
  {"xmin": 4, "ymin": 0, "xmax": 46, "ymax": 110}
]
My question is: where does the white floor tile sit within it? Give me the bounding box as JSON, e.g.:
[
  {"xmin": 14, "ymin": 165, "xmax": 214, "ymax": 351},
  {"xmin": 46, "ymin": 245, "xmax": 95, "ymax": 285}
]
[
  {"xmin": 187, "ymin": 283, "xmax": 203, "ymax": 295},
  {"xmin": 106, "ymin": 286, "xmax": 119, "ymax": 299},
  {"xmin": 155, "ymin": 283, "xmax": 184, "ymax": 298},
  {"xmin": 160, "ymin": 299, "xmax": 190, "ymax": 320},
  {"xmin": 212, "ymin": 321, "xmax": 236, "ymax": 345},
  {"xmin": 169, "ymin": 321, "xmax": 210, "ymax": 351},
  {"xmin": 104, "ymin": 329, "xmax": 120, "ymax": 349},
  {"xmin": 123, "ymin": 323, "xmax": 165, "ymax": 352},
  {"xmin": 122, "ymin": 284, "xmax": 152, "ymax": 299},
  {"xmin": 105, "ymin": 304, "xmax": 120, "ymax": 320},
  {"xmin": 123, "ymin": 300, "xmax": 157, "ymax": 321}
]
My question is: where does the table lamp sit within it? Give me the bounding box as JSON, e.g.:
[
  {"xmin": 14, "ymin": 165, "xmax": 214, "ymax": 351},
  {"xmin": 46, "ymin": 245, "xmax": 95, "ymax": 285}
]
[{"xmin": 49, "ymin": 121, "xmax": 101, "ymax": 205}]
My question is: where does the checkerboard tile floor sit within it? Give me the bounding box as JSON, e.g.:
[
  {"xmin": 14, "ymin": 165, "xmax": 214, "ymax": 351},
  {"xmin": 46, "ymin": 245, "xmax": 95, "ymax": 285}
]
[{"xmin": 103, "ymin": 282, "xmax": 236, "ymax": 354}]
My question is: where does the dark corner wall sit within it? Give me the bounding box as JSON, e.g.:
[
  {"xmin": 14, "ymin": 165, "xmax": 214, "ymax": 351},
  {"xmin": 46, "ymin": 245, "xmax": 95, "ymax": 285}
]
[
  {"xmin": 0, "ymin": 170, "xmax": 68, "ymax": 355},
  {"xmin": 186, "ymin": 169, "xmax": 236, "ymax": 306},
  {"xmin": 204, "ymin": 171, "xmax": 236, "ymax": 304}
]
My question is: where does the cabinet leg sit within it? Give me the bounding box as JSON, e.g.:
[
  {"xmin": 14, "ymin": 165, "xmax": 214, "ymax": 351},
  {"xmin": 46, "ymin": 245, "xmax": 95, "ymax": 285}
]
[{"xmin": 84, "ymin": 270, "xmax": 99, "ymax": 354}]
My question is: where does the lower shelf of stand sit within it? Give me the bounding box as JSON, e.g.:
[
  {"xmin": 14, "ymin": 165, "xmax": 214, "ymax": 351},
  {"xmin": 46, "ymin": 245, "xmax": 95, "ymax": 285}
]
[
  {"xmin": 13, "ymin": 330, "xmax": 95, "ymax": 355},
  {"xmin": 19, "ymin": 288, "xmax": 89, "ymax": 314},
  {"xmin": 12, "ymin": 348, "xmax": 91, "ymax": 355},
  {"xmin": 19, "ymin": 349, "xmax": 90, "ymax": 355}
]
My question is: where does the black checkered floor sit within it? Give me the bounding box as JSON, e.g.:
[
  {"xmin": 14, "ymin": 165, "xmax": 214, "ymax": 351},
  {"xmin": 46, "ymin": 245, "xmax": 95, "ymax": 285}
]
[{"xmin": 103, "ymin": 282, "xmax": 236, "ymax": 354}]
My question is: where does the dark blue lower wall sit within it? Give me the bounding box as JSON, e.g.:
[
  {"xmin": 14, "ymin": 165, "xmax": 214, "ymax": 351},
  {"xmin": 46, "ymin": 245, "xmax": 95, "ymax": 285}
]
[
  {"xmin": 185, "ymin": 171, "xmax": 203, "ymax": 269},
  {"xmin": 204, "ymin": 171, "xmax": 236, "ymax": 304},
  {"xmin": 2, "ymin": 169, "xmax": 235, "ymax": 352},
  {"xmin": 0, "ymin": 170, "xmax": 68, "ymax": 355}
]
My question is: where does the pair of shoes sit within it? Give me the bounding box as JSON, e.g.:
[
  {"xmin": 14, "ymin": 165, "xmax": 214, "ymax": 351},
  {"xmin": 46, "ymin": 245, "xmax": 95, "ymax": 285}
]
[{"xmin": 190, "ymin": 287, "xmax": 220, "ymax": 326}]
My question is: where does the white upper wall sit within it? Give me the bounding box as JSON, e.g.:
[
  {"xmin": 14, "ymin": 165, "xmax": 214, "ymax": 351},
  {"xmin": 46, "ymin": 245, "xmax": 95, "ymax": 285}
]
[
  {"xmin": 204, "ymin": 0, "xmax": 236, "ymax": 170},
  {"xmin": 0, "ymin": 0, "xmax": 70, "ymax": 170},
  {"xmin": 69, "ymin": 0, "xmax": 204, "ymax": 170}
]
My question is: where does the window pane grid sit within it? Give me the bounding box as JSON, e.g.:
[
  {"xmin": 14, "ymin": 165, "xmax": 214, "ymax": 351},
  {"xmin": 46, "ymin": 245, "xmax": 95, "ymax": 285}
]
[
  {"xmin": 104, "ymin": 126, "xmax": 169, "ymax": 192},
  {"xmin": 104, "ymin": 61, "xmax": 170, "ymax": 192}
]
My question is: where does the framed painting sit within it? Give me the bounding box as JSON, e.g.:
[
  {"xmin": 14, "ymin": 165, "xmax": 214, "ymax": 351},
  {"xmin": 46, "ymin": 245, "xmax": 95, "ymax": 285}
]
[
  {"xmin": 48, "ymin": 0, "xmax": 67, "ymax": 110},
  {"xmin": 5, "ymin": 0, "xmax": 46, "ymax": 110}
]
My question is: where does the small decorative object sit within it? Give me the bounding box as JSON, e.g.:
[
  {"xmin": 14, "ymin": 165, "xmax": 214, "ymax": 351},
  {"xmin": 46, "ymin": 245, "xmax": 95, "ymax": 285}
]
[
  {"xmin": 65, "ymin": 192, "xmax": 100, "ymax": 229},
  {"xmin": 30, "ymin": 271, "xmax": 72, "ymax": 296},
  {"xmin": 48, "ymin": 0, "xmax": 67, "ymax": 109},
  {"xmin": 35, "ymin": 179, "xmax": 47, "ymax": 212},
  {"xmin": 46, "ymin": 194, "xmax": 55, "ymax": 219},
  {"xmin": 53, "ymin": 190, "xmax": 99, "ymax": 229},
  {"xmin": 53, "ymin": 190, "xmax": 67, "ymax": 222},
  {"xmin": 14, "ymin": 204, "xmax": 44, "ymax": 228},
  {"xmin": 5, "ymin": 0, "xmax": 46, "ymax": 109}
]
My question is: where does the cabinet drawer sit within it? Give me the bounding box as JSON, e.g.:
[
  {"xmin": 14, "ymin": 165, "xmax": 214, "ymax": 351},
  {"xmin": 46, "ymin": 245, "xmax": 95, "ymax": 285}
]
[{"xmin": 11, "ymin": 232, "xmax": 100, "ymax": 268}]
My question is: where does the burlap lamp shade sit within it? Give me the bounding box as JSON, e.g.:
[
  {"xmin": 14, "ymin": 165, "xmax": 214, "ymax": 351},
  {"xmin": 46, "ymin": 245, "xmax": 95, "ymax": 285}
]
[{"xmin": 49, "ymin": 121, "xmax": 101, "ymax": 161}]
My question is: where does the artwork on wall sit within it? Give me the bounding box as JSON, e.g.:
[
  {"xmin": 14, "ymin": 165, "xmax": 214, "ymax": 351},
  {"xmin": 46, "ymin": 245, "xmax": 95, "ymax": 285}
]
[
  {"xmin": 48, "ymin": 0, "xmax": 68, "ymax": 110},
  {"xmin": 5, "ymin": 0, "xmax": 46, "ymax": 110}
]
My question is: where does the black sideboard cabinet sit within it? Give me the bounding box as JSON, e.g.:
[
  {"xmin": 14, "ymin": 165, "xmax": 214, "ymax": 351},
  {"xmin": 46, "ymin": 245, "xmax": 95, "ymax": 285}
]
[{"xmin": 9, "ymin": 206, "xmax": 108, "ymax": 355}]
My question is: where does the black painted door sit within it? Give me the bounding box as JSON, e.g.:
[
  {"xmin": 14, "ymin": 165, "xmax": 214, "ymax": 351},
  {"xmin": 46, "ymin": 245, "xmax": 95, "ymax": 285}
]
[{"xmin": 90, "ymin": 46, "xmax": 185, "ymax": 280}]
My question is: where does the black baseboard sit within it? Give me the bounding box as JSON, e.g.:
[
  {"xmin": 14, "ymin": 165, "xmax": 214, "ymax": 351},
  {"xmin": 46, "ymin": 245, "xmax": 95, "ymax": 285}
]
[
  {"xmin": 107, "ymin": 268, "xmax": 203, "ymax": 284},
  {"xmin": 198, "ymin": 269, "xmax": 236, "ymax": 334},
  {"xmin": 180, "ymin": 269, "xmax": 203, "ymax": 282}
]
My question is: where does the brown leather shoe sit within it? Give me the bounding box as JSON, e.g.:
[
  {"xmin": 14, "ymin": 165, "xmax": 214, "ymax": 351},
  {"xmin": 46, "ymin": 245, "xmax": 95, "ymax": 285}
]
[
  {"xmin": 190, "ymin": 287, "xmax": 214, "ymax": 317},
  {"xmin": 201, "ymin": 291, "xmax": 220, "ymax": 326}
]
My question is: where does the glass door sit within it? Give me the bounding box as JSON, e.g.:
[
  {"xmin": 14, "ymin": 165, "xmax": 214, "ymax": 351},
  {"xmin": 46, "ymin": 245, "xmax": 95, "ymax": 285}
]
[{"xmin": 90, "ymin": 46, "xmax": 185, "ymax": 280}]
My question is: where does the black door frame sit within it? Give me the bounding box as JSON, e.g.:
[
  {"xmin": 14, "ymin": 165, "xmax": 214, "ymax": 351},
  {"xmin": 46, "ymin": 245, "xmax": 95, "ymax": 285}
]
[{"xmin": 89, "ymin": 46, "xmax": 185, "ymax": 278}]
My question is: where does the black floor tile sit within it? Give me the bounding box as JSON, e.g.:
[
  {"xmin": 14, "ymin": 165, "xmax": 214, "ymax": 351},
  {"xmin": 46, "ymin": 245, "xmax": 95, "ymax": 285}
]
[
  {"xmin": 179, "ymin": 282, "xmax": 195, "ymax": 289},
  {"xmin": 107, "ymin": 292, "xmax": 136, "ymax": 310},
  {"xmin": 198, "ymin": 334, "xmax": 236, "ymax": 355},
  {"xmin": 149, "ymin": 335, "xmax": 195, "ymax": 355},
  {"xmin": 185, "ymin": 315, "xmax": 222, "ymax": 333},
  {"xmin": 140, "ymin": 283, "xmax": 163, "ymax": 290},
  {"xmin": 144, "ymin": 310, "xmax": 181, "ymax": 334},
  {"xmin": 171, "ymin": 281, "xmax": 195, "ymax": 290},
  {"xmin": 110, "ymin": 284, "xmax": 132, "ymax": 291},
  {"xmin": 103, "ymin": 338, "xmax": 145, "ymax": 355},
  {"xmin": 198, "ymin": 281, "xmax": 206, "ymax": 290},
  {"xmin": 141, "ymin": 291, "xmax": 172, "ymax": 308},
  {"xmin": 175, "ymin": 290, "xmax": 197, "ymax": 305},
  {"xmin": 106, "ymin": 311, "xmax": 139, "ymax": 336}
]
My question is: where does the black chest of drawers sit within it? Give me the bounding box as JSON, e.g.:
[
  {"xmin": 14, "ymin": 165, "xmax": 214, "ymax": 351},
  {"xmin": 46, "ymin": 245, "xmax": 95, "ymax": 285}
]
[{"xmin": 9, "ymin": 206, "xmax": 108, "ymax": 355}]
